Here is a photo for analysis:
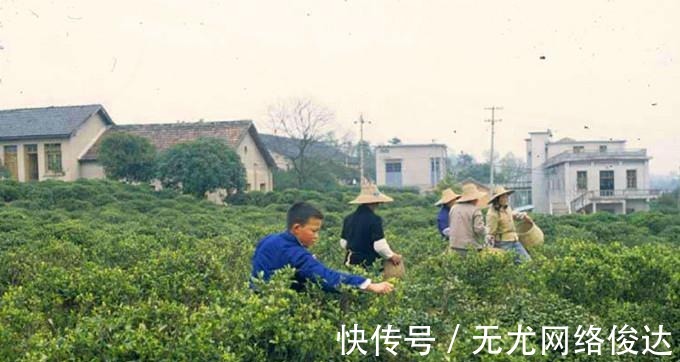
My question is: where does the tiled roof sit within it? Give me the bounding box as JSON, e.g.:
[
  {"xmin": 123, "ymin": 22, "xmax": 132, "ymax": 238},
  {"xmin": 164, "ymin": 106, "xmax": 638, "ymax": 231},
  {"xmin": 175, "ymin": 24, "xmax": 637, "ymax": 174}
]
[
  {"xmin": 81, "ymin": 120, "xmax": 276, "ymax": 168},
  {"xmin": 0, "ymin": 104, "xmax": 113, "ymax": 141}
]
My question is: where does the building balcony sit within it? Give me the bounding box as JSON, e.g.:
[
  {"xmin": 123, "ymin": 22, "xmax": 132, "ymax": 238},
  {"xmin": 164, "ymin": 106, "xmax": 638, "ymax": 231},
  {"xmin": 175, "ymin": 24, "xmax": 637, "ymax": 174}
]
[
  {"xmin": 570, "ymin": 189, "xmax": 661, "ymax": 213},
  {"xmin": 544, "ymin": 149, "xmax": 649, "ymax": 168}
]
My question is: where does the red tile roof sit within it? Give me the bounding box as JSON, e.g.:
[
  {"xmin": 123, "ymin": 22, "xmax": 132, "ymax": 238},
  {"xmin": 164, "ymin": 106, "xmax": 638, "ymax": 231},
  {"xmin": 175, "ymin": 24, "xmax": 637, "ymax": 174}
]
[{"xmin": 81, "ymin": 120, "xmax": 276, "ymax": 168}]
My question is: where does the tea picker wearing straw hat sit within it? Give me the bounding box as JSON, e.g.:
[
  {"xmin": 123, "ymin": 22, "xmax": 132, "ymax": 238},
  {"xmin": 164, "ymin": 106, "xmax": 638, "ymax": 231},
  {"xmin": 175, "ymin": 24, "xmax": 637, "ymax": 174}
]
[
  {"xmin": 435, "ymin": 188, "xmax": 461, "ymax": 240},
  {"xmin": 448, "ymin": 184, "xmax": 489, "ymax": 256},
  {"xmin": 486, "ymin": 186, "xmax": 531, "ymax": 264},
  {"xmin": 340, "ymin": 183, "xmax": 403, "ymax": 269}
]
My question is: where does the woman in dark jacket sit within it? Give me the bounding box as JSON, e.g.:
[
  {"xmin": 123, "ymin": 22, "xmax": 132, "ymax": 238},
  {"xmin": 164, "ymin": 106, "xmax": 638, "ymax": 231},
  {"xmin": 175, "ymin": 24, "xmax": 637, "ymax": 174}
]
[{"xmin": 340, "ymin": 184, "xmax": 402, "ymax": 268}]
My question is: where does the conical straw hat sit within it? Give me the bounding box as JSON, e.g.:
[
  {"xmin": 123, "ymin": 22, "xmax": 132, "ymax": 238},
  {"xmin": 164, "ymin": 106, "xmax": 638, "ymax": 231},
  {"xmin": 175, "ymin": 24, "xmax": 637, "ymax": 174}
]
[
  {"xmin": 435, "ymin": 188, "xmax": 461, "ymax": 206},
  {"xmin": 349, "ymin": 183, "xmax": 394, "ymax": 204},
  {"xmin": 488, "ymin": 185, "xmax": 515, "ymax": 203},
  {"xmin": 456, "ymin": 184, "xmax": 488, "ymax": 203}
]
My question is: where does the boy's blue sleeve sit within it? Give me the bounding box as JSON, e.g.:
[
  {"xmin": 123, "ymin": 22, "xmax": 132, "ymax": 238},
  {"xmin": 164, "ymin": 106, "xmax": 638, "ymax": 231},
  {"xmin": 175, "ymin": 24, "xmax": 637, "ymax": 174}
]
[{"xmin": 288, "ymin": 247, "xmax": 367, "ymax": 291}]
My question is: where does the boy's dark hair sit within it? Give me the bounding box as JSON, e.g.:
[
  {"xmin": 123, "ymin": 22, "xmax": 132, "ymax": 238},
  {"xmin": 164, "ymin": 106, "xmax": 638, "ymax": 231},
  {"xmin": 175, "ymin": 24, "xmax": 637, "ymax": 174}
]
[{"xmin": 287, "ymin": 202, "xmax": 324, "ymax": 229}]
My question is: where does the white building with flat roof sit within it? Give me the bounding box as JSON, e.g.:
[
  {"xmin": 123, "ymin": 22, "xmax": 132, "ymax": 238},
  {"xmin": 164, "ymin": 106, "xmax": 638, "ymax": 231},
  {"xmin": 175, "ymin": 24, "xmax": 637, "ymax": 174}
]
[
  {"xmin": 527, "ymin": 130, "xmax": 658, "ymax": 215},
  {"xmin": 375, "ymin": 143, "xmax": 447, "ymax": 191}
]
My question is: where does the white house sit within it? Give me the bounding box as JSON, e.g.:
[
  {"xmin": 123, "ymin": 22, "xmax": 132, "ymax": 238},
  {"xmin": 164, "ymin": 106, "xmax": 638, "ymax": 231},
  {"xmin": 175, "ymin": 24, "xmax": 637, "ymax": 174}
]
[
  {"xmin": 0, "ymin": 105, "xmax": 113, "ymax": 182},
  {"xmin": 527, "ymin": 130, "xmax": 658, "ymax": 215},
  {"xmin": 375, "ymin": 143, "xmax": 447, "ymax": 191},
  {"xmin": 0, "ymin": 105, "xmax": 276, "ymax": 192}
]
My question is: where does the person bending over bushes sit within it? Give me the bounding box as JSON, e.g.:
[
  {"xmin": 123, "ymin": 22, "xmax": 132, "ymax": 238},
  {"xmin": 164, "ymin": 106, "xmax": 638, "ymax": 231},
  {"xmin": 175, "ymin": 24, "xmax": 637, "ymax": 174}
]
[{"xmin": 251, "ymin": 202, "xmax": 394, "ymax": 294}]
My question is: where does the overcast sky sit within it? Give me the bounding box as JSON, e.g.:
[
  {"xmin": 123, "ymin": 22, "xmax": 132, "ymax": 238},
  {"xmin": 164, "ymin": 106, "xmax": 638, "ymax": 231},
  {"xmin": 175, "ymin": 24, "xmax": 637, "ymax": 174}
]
[{"xmin": 1, "ymin": 0, "xmax": 678, "ymax": 174}]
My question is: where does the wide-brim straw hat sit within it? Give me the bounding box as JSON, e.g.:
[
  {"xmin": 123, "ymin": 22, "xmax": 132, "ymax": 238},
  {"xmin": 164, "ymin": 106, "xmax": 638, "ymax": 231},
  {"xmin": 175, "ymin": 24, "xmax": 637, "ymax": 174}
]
[
  {"xmin": 488, "ymin": 186, "xmax": 515, "ymax": 203},
  {"xmin": 349, "ymin": 183, "xmax": 394, "ymax": 204},
  {"xmin": 435, "ymin": 188, "xmax": 461, "ymax": 206},
  {"xmin": 456, "ymin": 184, "xmax": 488, "ymax": 203}
]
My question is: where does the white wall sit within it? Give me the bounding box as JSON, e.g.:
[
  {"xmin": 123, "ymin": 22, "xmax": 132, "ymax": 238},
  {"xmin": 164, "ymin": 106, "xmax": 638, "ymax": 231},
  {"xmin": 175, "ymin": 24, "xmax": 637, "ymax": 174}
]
[
  {"xmin": 375, "ymin": 145, "xmax": 447, "ymax": 191},
  {"xmin": 547, "ymin": 141, "xmax": 626, "ymax": 158},
  {"xmin": 529, "ymin": 132, "xmax": 550, "ymax": 213},
  {"xmin": 79, "ymin": 161, "xmax": 105, "ymax": 179},
  {"xmin": 0, "ymin": 113, "xmax": 109, "ymax": 182},
  {"xmin": 237, "ymin": 132, "xmax": 273, "ymax": 192}
]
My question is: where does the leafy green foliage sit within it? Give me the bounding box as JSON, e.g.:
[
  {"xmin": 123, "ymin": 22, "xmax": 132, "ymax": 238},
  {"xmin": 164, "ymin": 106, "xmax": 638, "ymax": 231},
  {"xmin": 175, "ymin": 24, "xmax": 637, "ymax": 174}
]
[
  {"xmin": 156, "ymin": 137, "xmax": 246, "ymax": 197},
  {"xmin": 0, "ymin": 179, "xmax": 677, "ymax": 360},
  {"xmin": 0, "ymin": 161, "xmax": 10, "ymax": 180},
  {"xmin": 98, "ymin": 132, "xmax": 157, "ymax": 182}
]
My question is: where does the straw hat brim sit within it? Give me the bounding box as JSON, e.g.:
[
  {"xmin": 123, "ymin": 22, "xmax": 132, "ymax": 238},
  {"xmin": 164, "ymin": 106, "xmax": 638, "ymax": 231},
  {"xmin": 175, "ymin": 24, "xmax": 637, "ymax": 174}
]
[
  {"xmin": 489, "ymin": 189, "xmax": 515, "ymax": 203},
  {"xmin": 349, "ymin": 194, "xmax": 394, "ymax": 204},
  {"xmin": 435, "ymin": 194, "xmax": 461, "ymax": 206},
  {"xmin": 456, "ymin": 191, "xmax": 488, "ymax": 203}
]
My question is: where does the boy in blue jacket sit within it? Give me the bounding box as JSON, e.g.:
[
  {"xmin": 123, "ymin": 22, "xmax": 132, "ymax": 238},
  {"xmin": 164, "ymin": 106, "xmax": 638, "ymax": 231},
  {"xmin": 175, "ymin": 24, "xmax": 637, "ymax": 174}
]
[{"xmin": 251, "ymin": 202, "xmax": 394, "ymax": 294}]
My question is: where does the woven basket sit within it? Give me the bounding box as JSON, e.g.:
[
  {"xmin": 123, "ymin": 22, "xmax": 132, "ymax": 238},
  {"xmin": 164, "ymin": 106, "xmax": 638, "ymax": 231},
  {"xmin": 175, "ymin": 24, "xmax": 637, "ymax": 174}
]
[
  {"xmin": 517, "ymin": 220, "xmax": 544, "ymax": 248},
  {"xmin": 382, "ymin": 259, "xmax": 406, "ymax": 279}
]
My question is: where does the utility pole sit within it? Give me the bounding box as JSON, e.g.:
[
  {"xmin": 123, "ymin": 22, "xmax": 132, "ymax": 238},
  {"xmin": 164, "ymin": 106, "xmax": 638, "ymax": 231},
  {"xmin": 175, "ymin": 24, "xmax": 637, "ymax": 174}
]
[
  {"xmin": 485, "ymin": 106, "xmax": 503, "ymax": 191},
  {"xmin": 354, "ymin": 114, "xmax": 371, "ymax": 184}
]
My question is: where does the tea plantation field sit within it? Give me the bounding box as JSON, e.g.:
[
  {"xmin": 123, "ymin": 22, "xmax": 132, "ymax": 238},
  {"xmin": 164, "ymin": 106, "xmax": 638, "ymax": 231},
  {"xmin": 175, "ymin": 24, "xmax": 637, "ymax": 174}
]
[{"xmin": 0, "ymin": 180, "xmax": 677, "ymax": 361}]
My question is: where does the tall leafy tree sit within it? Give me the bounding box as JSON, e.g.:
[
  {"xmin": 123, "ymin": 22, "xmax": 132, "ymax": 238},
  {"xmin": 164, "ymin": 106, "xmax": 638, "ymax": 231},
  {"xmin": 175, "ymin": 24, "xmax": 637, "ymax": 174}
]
[
  {"xmin": 157, "ymin": 138, "xmax": 246, "ymax": 197},
  {"xmin": 98, "ymin": 132, "xmax": 157, "ymax": 182}
]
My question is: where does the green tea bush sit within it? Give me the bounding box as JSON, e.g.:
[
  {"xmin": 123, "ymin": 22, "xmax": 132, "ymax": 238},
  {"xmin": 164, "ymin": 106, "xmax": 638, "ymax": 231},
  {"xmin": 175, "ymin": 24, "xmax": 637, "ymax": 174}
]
[{"xmin": 0, "ymin": 180, "xmax": 677, "ymax": 360}]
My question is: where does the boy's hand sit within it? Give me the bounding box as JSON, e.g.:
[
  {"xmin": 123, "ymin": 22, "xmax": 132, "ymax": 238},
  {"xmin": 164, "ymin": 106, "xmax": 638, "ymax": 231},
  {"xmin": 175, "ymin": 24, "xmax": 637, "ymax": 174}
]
[
  {"xmin": 388, "ymin": 253, "xmax": 402, "ymax": 265},
  {"xmin": 366, "ymin": 281, "xmax": 394, "ymax": 295}
]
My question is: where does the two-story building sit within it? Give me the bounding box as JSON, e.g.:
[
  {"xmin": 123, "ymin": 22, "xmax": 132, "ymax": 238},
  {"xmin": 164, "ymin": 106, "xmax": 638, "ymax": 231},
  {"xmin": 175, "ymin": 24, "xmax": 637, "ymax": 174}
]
[
  {"xmin": 527, "ymin": 130, "xmax": 658, "ymax": 215},
  {"xmin": 375, "ymin": 143, "xmax": 447, "ymax": 191}
]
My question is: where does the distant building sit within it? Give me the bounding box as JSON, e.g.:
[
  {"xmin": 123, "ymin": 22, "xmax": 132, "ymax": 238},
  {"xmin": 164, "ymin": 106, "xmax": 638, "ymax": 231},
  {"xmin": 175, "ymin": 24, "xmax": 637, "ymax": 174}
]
[
  {"xmin": 0, "ymin": 104, "xmax": 113, "ymax": 182},
  {"xmin": 259, "ymin": 133, "xmax": 357, "ymax": 172},
  {"xmin": 375, "ymin": 143, "xmax": 447, "ymax": 191},
  {"xmin": 0, "ymin": 104, "xmax": 275, "ymax": 192},
  {"xmin": 527, "ymin": 130, "xmax": 659, "ymax": 215},
  {"xmin": 83, "ymin": 120, "xmax": 276, "ymax": 192}
]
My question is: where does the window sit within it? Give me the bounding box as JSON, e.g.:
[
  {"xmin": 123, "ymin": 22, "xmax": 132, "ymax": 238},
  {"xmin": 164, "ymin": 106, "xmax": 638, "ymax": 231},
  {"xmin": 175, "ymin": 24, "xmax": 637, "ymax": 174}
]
[
  {"xmin": 24, "ymin": 144, "xmax": 39, "ymax": 181},
  {"xmin": 577, "ymin": 171, "xmax": 587, "ymax": 190},
  {"xmin": 626, "ymin": 169, "xmax": 637, "ymax": 189},
  {"xmin": 385, "ymin": 161, "xmax": 402, "ymax": 187},
  {"xmin": 430, "ymin": 157, "xmax": 442, "ymax": 186},
  {"xmin": 599, "ymin": 145, "xmax": 607, "ymax": 153},
  {"xmin": 259, "ymin": 183, "xmax": 266, "ymax": 191},
  {"xmin": 385, "ymin": 162, "xmax": 401, "ymax": 173},
  {"xmin": 573, "ymin": 146, "xmax": 585, "ymax": 153},
  {"xmin": 244, "ymin": 146, "xmax": 248, "ymax": 154},
  {"xmin": 44, "ymin": 143, "xmax": 63, "ymax": 174},
  {"xmin": 3, "ymin": 145, "xmax": 18, "ymax": 180},
  {"xmin": 246, "ymin": 183, "xmax": 251, "ymax": 191}
]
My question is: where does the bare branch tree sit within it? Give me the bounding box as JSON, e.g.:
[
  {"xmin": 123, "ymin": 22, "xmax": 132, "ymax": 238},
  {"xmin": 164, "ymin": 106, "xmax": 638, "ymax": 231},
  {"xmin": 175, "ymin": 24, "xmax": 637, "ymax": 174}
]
[{"xmin": 268, "ymin": 98, "xmax": 335, "ymax": 187}]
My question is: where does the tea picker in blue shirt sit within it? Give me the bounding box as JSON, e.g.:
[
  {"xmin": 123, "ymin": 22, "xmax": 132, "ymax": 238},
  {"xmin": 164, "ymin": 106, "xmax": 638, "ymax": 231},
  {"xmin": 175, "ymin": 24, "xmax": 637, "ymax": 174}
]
[
  {"xmin": 435, "ymin": 188, "xmax": 461, "ymax": 240},
  {"xmin": 251, "ymin": 202, "xmax": 394, "ymax": 294}
]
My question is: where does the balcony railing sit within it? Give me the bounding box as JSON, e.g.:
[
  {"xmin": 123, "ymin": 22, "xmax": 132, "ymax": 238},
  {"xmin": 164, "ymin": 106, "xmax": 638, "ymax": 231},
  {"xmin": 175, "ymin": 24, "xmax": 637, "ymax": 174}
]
[
  {"xmin": 544, "ymin": 149, "xmax": 648, "ymax": 168},
  {"xmin": 570, "ymin": 189, "xmax": 661, "ymax": 212}
]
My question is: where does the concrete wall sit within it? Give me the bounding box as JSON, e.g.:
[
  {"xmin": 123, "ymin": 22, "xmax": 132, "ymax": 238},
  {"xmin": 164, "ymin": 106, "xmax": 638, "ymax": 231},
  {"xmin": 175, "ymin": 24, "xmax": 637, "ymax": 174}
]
[
  {"xmin": 237, "ymin": 132, "xmax": 273, "ymax": 192},
  {"xmin": 563, "ymin": 159, "xmax": 649, "ymax": 194},
  {"xmin": 547, "ymin": 140, "xmax": 626, "ymax": 158},
  {"xmin": 79, "ymin": 161, "xmax": 106, "ymax": 179},
  {"xmin": 529, "ymin": 132, "xmax": 550, "ymax": 213},
  {"xmin": 375, "ymin": 145, "xmax": 447, "ymax": 191}
]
